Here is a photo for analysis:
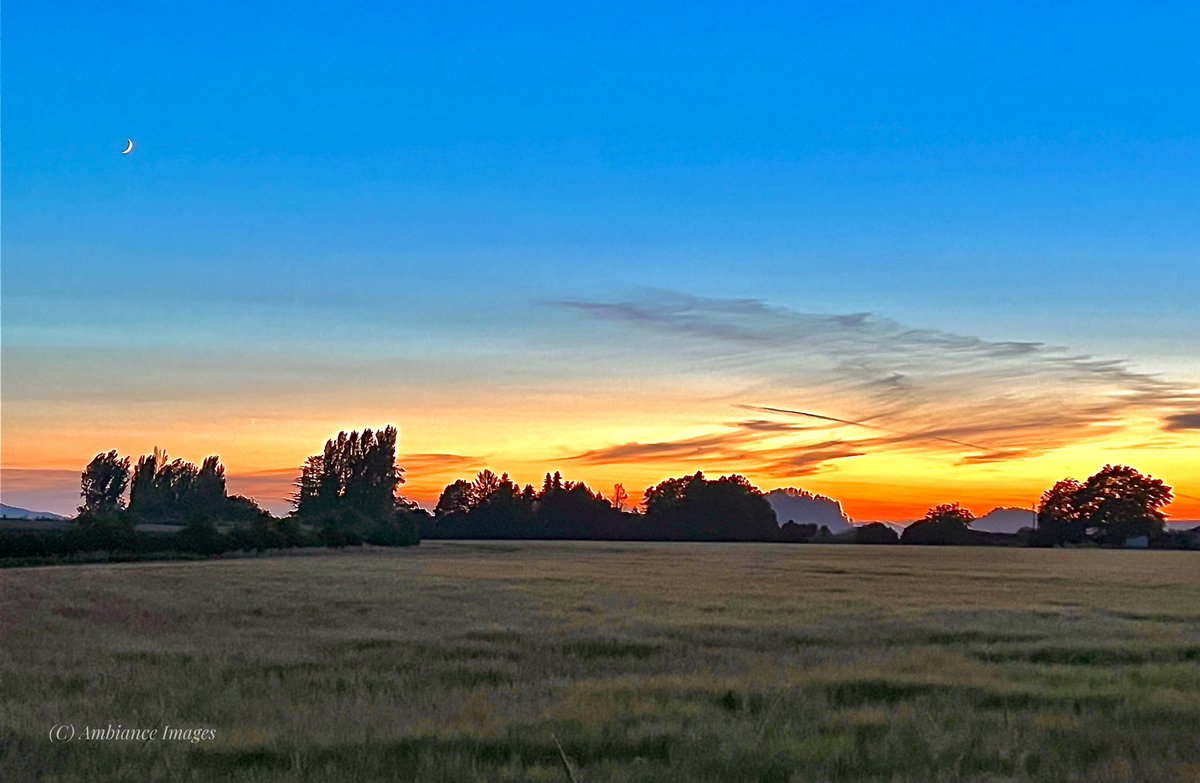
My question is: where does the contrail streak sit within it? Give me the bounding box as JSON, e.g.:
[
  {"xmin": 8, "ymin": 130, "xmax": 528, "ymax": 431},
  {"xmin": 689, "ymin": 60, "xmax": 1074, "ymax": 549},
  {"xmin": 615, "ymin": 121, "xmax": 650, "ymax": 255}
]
[{"xmin": 739, "ymin": 404, "xmax": 995, "ymax": 452}]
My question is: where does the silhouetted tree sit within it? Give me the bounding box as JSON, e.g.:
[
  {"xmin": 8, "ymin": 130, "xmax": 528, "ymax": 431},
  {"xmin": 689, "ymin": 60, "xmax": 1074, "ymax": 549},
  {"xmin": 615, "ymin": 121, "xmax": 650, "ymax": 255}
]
[
  {"xmin": 159, "ymin": 459, "xmax": 198, "ymax": 508},
  {"xmin": 924, "ymin": 503, "xmax": 975, "ymax": 527},
  {"xmin": 435, "ymin": 480, "xmax": 474, "ymax": 517},
  {"xmin": 345, "ymin": 427, "xmax": 403, "ymax": 518},
  {"xmin": 128, "ymin": 453, "xmax": 203, "ymax": 523},
  {"xmin": 538, "ymin": 480, "xmax": 615, "ymax": 538},
  {"xmin": 642, "ymin": 472, "xmax": 777, "ymax": 541},
  {"xmin": 642, "ymin": 474, "xmax": 691, "ymax": 517},
  {"xmin": 425, "ymin": 470, "xmax": 631, "ymax": 540},
  {"xmin": 291, "ymin": 426, "xmax": 418, "ymax": 545},
  {"xmin": 195, "ymin": 456, "xmax": 227, "ymax": 518},
  {"xmin": 1036, "ymin": 478, "xmax": 1089, "ymax": 544},
  {"xmin": 79, "ymin": 451, "xmax": 131, "ymax": 517},
  {"xmin": 901, "ymin": 503, "xmax": 977, "ymax": 545},
  {"xmin": 466, "ymin": 472, "xmax": 537, "ymax": 536},
  {"xmin": 1035, "ymin": 465, "xmax": 1172, "ymax": 546},
  {"xmin": 126, "ymin": 451, "xmax": 253, "ymax": 525},
  {"xmin": 612, "ymin": 483, "xmax": 629, "ymax": 512},
  {"xmin": 1078, "ymin": 465, "xmax": 1171, "ymax": 544},
  {"xmin": 294, "ymin": 455, "xmax": 326, "ymax": 515},
  {"xmin": 129, "ymin": 453, "xmax": 163, "ymax": 518},
  {"xmin": 223, "ymin": 494, "xmax": 271, "ymax": 523},
  {"xmin": 12, "ymin": 450, "xmax": 295, "ymax": 561},
  {"xmin": 295, "ymin": 427, "xmax": 405, "ymax": 518},
  {"xmin": 471, "ymin": 469, "xmax": 502, "ymax": 505}
]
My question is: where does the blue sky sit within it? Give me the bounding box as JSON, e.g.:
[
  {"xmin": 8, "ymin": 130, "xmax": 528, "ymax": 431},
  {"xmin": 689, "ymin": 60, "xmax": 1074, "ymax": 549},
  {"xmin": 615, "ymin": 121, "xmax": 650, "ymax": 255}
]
[
  {"xmin": 8, "ymin": 2, "xmax": 1199, "ymax": 324},
  {"xmin": 3, "ymin": 1, "xmax": 1199, "ymax": 516}
]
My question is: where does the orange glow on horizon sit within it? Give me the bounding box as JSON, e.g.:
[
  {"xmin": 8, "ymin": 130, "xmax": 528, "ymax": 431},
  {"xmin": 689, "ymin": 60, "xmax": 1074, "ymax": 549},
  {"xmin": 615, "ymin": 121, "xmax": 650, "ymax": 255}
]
[
  {"xmin": 5, "ymin": 448, "xmax": 1199, "ymax": 521},
  {"xmin": 2, "ymin": 396, "xmax": 1197, "ymax": 521}
]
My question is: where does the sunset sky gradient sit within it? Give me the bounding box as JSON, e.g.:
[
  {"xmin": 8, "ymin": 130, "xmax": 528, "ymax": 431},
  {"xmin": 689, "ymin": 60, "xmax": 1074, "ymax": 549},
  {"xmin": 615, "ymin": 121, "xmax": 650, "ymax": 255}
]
[{"xmin": 3, "ymin": 2, "xmax": 1198, "ymax": 520}]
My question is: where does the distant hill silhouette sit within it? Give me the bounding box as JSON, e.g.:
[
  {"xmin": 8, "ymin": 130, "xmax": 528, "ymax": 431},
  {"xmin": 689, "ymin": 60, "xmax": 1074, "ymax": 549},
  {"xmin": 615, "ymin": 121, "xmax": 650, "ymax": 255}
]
[
  {"xmin": 765, "ymin": 488, "xmax": 853, "ymax": 534},
  {"xmin": 973, "ymin": 507, "xmax": 1037, "ymax": 534},
  {"xmin": 0, "ymin": 503, "xmax": 68, "ymax": 521}
]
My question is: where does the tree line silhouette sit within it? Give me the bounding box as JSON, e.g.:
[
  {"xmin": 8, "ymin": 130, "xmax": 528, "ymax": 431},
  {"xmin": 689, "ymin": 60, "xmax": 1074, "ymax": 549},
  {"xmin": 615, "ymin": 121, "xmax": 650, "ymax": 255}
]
[
  {"xmin": 78, "ymin": 447, "xmax": 266, "ymax": 525},
  {"xmin": 0, "ymin": 424, "xmax": 1195, "ymax": 564},
  {"xmin": 424, "ymin": 470, "xmax": 781, "ymax": 541},
  {"xmin": 423, "ymin": 463, "xmax": 1190, "ymax": 548}
]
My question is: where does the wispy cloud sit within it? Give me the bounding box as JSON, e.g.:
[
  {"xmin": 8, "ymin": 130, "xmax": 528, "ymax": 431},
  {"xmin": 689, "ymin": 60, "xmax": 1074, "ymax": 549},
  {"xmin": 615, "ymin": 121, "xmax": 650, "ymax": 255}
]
[
  {"xmin": 736, "ymin": 404, "xmax": 993, "ymax": 452},
  {"xmin": 555, "ymin": 291, "xmax": 1200, "ymax": 476},
  {"xmin": 1163, "ymin": 413, "xmax": 1200, "ymax": 431},
  {"xmin": 564, "ymin": 423, "xmax": 864, "ymax": 482},
  {"xmin": 566, "ymin": 432, "xmax": 757, "ymax": 465}
]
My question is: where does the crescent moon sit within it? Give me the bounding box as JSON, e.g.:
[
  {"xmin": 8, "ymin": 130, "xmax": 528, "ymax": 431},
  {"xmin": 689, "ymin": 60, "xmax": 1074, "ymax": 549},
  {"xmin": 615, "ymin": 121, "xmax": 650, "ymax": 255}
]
[{"xmin": 121, "ymin": 139, "xmax": 134, "ymax": 154}]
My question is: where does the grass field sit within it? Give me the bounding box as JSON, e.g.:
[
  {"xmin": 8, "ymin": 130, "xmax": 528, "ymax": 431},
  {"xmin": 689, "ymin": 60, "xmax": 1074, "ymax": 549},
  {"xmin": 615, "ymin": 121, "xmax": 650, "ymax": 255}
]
[{"xmin": 1, "ymin": 542, "xmax": 1198, "ymax": 782}]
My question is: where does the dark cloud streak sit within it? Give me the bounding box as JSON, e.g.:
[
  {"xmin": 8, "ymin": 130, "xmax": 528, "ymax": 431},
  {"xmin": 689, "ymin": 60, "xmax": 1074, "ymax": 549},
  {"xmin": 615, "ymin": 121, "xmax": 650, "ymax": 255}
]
[{"xmin": 1163, "ymin": 413, "xmax": 1200, "ymax": 431}]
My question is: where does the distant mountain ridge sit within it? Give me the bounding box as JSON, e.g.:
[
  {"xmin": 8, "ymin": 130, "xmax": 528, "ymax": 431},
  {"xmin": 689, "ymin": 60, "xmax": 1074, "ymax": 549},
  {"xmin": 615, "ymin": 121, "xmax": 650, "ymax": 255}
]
[
  {"xmin": 1167, "ymin": 520, "xmax": 1200, "ymax": 531},
  {"xmin": 973, "ymin": 510, "xmax": 1197, "ymax": 534},
  {"xmin": 765, "ymin": 488, "xmax": 853, "ymax": 534},
  {"xmin": 973, "ymin": 507, "xmax": 1037, "ymax": 534},
  {"xmin": 0, "ymin": 503, "xmax": 69, "ymax": 521}
]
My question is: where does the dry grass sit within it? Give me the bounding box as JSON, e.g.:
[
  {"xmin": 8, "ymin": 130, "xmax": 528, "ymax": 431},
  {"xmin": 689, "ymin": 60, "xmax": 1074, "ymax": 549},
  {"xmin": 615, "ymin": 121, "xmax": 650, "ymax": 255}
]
[{"xmin": 1, "ymin": 542, "xmax": 1198, "ymax": 782}]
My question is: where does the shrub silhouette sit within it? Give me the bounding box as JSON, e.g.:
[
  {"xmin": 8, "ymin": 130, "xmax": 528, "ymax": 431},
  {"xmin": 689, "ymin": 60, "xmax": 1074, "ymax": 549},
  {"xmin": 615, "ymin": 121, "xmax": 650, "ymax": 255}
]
[{"xmin": 855, "ymin": 523, "xmax": 899, "ymax": 545}]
